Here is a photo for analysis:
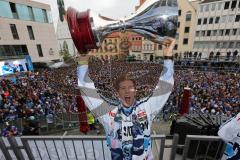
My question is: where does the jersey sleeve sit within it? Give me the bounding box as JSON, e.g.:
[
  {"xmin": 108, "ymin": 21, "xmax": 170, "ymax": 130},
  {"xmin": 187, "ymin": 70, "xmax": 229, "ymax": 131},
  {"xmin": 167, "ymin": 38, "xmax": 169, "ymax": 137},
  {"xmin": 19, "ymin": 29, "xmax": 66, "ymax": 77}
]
[
  {"xmin": 77, "ymin": 65, "xmax": 115, "ymax": 125},
  {"xmin": 144, "ymin": 60, "xmax": 174, "ymax": 119},
  {"xmin": 218, "ymin": 113, "xmax": 240, "ymax": 142}
]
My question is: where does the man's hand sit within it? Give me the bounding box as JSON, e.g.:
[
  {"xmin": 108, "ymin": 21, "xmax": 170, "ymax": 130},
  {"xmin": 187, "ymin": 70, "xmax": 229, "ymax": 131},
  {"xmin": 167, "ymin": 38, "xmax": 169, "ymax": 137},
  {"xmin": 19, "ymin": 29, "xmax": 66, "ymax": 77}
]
[{"xmin": 162, "ymin": 38, "xmax": 176, "ymax": 57}]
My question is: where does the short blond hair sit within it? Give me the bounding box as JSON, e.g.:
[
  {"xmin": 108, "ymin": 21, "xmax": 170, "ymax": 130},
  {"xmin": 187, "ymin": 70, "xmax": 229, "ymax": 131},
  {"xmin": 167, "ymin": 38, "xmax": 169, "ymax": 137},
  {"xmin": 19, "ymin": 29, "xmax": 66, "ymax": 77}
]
[{"xmin": 113, "ymin": 75, "xmax": 136, "ymax": 91}]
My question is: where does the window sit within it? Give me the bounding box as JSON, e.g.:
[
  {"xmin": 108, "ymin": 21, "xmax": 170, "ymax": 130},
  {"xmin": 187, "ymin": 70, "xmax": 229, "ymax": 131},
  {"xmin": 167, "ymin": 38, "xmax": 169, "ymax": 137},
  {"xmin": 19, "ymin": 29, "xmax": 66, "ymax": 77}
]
[
  {"xmin": 33, "ymin": 7, "xmax": 44, "ymax": 22},
  {"xmin": 177, "ymin": 22, "xmax": 180, "ymax": 28},
  {"xmin": 10, "ymin": 2, "xmax": 18, "ymax": 19},
  {"xmin": 167, "ymin": 0, "xmax": 177, "ymax": 6},
  {"xmin": 215, "ymin": 17, "xmax": 220, "ymax": 23},
  {"xmin": 42, "ymin": 9, "xmax": 48, "ymax": 23},
  {"xmin": 229, "ymin": 42, "xmax": 234, "ymax": 48},
  {"xmin": 236, "ymin": 42, "xmax": 240, "ymax": 48},
  {"xmin": 27, "ymin": 26, "xmax": 35, "ymax": 40},
  {"xmin": 28, "ymin": 6, "xmax": 35, "ymax": 21},
  {"xmin": 219, "ymin": 30, "xmax": 224, "ymax": 36},
  {"xmin": 222, "ymin": 42, "xmax": 228, "ymax": 48},
  {"xmin": 183, "ymin": 38, "xmax": 188, "ymax": 44},
  {"xmin": 10, "ymin": 24, "xmax": 19, "ymax": 40},
  {"xmin": 235, "ymin": 15, "xmax": 240, "ymax": 22},
  {"xmin": 224, "ymin": 1, "xmax": 230, "ymax": 10},
  {"xmin": 205, "ymin": 4, "xmax": 209, "ymax": 11},
  {"xmin": 221, "ymin": 16, "xmax": 227, "ymax": 23},
  {"xmin": 47, "ymin": 10, "xmax": 53, "ymax": 23},
  {"xmin": 174, "ymin": 44, "xmax": 178, "ymax": 50},
  {"xmin": 186, "ymin": 13, "xmax": 192, "ymax": 21},
  {"xmin": 209, "ymin": 17, "xmax": 213, "ymax": 24},
  {"xmin": 0, "ymin": 0, "xmax": 13, "ymax": 18},
  {"xmin": 160, "ymin": 0, "xmax": 167, "ymax": 6},
  {"xmin": 211, "ymin": 3, "xmax": 216, "ymax": 11},
  {"xmin": 184, "ymin": 27, "xmax": 190, "ymax": 33},
  {"xmin": 37, "ymin": 44, "xmax": 43, "ymax": 57},
  {"xmin": 201, "ymin": 31, "xmax": 206, "ymax": 36},
  {"xmin": 0, "ymin": 45, "xmax": 28, "ymax": 57},
  {"xmin": 207, "ymin": 30, "xmax": 211, "ymax": 36},
  {"xmin": 158, "ymin": 45, "xmax": 162, "ymax": 50},
  {"xmin": 16, "ymin": 4, "xmax": 31, "ymax": 20},
  {"xmin": 218, "ymin": 3, "xmax": 222, "ymax": 10},
  {"xmin": 197, "ymin": 18, "xmax": 202, "ymax": 25},
  {"xmin": 203, "ymin": 18, "xmax": 208, "ymax": 24},
  {"xmin": 231, "ymin": 0, "xmax": 237, "ymax": 9},
  {"xmin": 228, "ymin": 15, "xmax": 234, "ymax": 22},
  {"xmin": 178, "ymin": 10, "xmax": 181, "ymax": 16},
  {"xmin": 212, "ymin": 30, "xmax": 218, "ymax": 36},
  {"xmin": 200, "ymin": 5, "xmax": 204, "ymax": 12},
  {"xmin": 232, "ymin": 29, "xmax": 237, "ymax": 35},
  {"xmin": 196, "ymin": 31, "xmax": 200, "ymax": 37},
  {"xmin": 225, "ymin": 29, "xmax": 230, "ymax": 35}
]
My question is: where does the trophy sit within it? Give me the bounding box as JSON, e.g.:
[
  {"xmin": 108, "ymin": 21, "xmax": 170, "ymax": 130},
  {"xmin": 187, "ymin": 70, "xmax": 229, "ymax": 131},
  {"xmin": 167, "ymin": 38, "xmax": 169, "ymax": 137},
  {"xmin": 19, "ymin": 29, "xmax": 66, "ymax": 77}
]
[{"xmin": 67, "ymin": 0, "xmax": 178, "ymax": 54}]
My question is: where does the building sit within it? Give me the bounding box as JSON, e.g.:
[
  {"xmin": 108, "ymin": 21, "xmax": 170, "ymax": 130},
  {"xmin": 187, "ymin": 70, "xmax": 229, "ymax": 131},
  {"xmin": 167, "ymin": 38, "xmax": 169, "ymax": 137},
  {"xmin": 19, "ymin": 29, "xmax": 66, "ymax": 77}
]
[
  {"xmin": 193, "ymin": 0, "xmax": 240, "ymax": 58},
  {"xmin": 88, "ymin": 32, "xmax": 129, "ymax": 59},
  {"xmin": 0, "ymin": 0, "xmax": 60, "ymax": 62},
  {"xmin": 129, "ymin": 32, "xmax": 142, "ymax": 60},
  {"xmin": 56, "ymin": 19, "xmax": 77, "ymax": 56},
  {"xmin": 176, "ymin": 0, "xmax": 201, "ymax": 58}
]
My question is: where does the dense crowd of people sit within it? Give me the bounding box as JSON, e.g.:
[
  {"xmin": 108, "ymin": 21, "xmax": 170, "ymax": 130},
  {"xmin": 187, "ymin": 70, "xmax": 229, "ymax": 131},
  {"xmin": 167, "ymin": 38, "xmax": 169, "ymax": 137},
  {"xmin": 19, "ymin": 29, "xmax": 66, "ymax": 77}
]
[
  {"xmin": 0, "ymin": 56, "xmax": 239, "ymax": 136},
  {"xmin": 0, "ymin": 65, "xmax": 79, "ymax": 136},
  {"xmin": 88, "ymin": 56, "xmax": 162, "ymax": 104},
  {"xmin": 163, "ymin": 70, "xmax": 240, "ymax": 118},
  {"xmin": 89, "ymin": 56, "xmax": 239, "ymax": 118}
]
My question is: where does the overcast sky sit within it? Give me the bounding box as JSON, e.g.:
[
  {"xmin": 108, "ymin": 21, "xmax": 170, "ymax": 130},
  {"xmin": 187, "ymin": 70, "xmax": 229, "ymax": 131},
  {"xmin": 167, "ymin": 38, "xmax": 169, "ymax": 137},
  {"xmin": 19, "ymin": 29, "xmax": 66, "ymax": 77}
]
[{"xmin": 32, "ymin": 0, "xmax": 139, "ymax": 29}]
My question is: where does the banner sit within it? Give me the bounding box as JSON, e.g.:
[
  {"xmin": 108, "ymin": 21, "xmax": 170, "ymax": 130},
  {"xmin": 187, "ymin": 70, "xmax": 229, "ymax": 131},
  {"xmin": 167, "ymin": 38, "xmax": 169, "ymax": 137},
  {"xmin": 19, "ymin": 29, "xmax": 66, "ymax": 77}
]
[{"xmin": 0, "ymin": 57, "xmax": 33, "ymax": 76}]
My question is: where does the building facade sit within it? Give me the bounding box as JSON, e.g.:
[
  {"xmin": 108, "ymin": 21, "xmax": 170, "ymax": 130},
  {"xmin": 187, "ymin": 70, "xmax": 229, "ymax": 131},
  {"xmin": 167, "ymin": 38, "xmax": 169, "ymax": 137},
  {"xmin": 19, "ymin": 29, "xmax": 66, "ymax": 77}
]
[
  {"xmin": 193, "ymin": 0, "xmax": 240, "ymax": 58},
  {"xmin": 0, "ymin": 0, "xmax": 60, "ymax": 62},
  {"xmin": 88, "ymin": 32, "xmax": 130, "ymax": 59},
  {"xmin": 56, "ymin": 19, "xmax": 77, "ymax": 56},
  {"xmin": 176, "ymin": 0, "xmax": 201, "ymax": 57}
]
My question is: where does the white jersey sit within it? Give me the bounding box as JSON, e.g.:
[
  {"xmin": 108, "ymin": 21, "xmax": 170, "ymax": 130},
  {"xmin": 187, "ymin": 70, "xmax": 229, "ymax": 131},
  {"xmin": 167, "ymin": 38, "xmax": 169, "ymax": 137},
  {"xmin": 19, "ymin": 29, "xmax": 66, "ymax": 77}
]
[
  {"xmin": 78, "ymin": 60, "xmax": 174, "ymax": 160},
  {"xmin": 218, "ymin": 113, "xmax": 240, "ymax": 160}
]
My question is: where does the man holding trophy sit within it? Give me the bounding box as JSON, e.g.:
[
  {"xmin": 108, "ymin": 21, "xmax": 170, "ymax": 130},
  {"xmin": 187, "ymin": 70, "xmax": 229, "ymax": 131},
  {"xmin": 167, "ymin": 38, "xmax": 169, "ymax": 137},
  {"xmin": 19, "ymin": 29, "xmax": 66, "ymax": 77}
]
[{"xmin": 67, "ymin": 0, "xmax": 178, "ymax": 159}]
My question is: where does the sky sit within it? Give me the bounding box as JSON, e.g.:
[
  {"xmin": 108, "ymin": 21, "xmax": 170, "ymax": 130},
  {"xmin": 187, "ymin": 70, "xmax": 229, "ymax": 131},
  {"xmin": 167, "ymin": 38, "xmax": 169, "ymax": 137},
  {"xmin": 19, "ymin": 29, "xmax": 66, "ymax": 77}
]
[{"xmin": 32, "ymin": 0, "xmax": 139, "ymax": 29}]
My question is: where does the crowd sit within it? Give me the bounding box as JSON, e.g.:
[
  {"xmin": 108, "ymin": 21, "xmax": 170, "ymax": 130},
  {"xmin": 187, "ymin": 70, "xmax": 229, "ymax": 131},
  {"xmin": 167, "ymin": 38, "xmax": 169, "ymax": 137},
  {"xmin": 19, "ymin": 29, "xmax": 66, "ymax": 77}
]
[
  {"xmin": 89, "ymin": 56, "xmax": 239, "ymax": 117},
  {"xmin": 88, "ymin": 56, "xmax": 162, "ymax": 104},
  {"xmin": 0, "ymin": 56, "xmax": 238, "ymax": 136},
  {"xmin": 0, "ymin": 65, "xmax": 79, "ymax": 136},
  {"xmin": 163, "ymin": 70, "xmax": 240, "ymax": 118}
]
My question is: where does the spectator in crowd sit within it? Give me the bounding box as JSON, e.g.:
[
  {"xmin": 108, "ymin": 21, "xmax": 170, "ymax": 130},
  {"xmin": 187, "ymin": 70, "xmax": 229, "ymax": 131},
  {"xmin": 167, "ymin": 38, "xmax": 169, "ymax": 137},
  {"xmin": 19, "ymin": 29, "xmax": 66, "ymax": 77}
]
[{"xmin": 1, "ymin": 122, "xmax": 18, "ymax": 137}]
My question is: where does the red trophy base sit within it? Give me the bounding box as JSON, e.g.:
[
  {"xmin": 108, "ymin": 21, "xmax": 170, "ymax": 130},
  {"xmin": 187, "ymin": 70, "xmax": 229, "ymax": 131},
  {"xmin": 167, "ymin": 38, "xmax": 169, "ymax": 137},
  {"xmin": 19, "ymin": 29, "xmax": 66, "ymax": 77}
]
[{"xmin": 67, "ymin": 7, "xmax": 97, "ymax": 54}]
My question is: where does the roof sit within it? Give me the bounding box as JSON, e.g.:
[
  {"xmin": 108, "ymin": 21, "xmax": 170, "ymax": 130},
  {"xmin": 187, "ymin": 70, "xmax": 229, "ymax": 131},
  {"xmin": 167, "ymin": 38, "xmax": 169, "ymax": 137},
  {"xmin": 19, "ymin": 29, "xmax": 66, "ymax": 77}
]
[{"xmin": 201, "ymin": 0, "xmax": 222, "ymax": 4}]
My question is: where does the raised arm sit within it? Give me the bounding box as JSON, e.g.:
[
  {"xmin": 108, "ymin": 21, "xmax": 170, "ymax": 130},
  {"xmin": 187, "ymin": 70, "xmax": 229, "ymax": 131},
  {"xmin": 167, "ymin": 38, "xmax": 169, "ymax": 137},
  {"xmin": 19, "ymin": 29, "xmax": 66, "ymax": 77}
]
[
  {"xmin": 218, "ymin": 113, "xmax": 240, "ymax": 142},
  {"xmin": 77, "ymin": 65, "xmax": 115, "ymax": 121},
  {"xmin": 144, "ymin": 38, "xmax": 175, "ymax": 119}
]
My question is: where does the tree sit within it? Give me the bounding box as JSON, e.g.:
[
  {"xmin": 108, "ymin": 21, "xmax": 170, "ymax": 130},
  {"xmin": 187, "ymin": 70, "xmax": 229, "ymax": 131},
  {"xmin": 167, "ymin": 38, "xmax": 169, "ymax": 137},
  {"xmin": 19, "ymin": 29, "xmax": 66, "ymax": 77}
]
[{"xmin": 60, "ymin": 41, "xmax": 71, "ymax": 61}]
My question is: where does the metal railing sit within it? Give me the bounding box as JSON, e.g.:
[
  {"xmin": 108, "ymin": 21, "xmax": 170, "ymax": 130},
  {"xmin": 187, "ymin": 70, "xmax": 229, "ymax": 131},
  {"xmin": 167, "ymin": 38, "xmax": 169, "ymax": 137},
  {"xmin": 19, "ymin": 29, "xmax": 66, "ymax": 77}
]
[
  {"xmin": 0, "ymin": 134, "xmax": 226, "ymax": 160},
  {"xmin": 0, "ymin": 113, "xmax": 81, "ymax": 135}
]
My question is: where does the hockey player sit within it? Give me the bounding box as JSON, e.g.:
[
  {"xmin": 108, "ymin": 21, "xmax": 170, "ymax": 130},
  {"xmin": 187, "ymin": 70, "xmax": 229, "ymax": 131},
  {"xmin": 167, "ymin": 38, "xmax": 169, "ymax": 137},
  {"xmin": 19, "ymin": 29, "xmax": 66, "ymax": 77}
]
[{"xmin": 78, "ymin": 38, "xmax": 175, "ymax": 160}]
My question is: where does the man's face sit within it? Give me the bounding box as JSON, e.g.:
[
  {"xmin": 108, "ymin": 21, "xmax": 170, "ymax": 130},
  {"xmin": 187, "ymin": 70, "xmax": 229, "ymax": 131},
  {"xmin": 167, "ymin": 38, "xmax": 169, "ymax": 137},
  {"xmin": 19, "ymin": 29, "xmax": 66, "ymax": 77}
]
[{"xmin": 117, "ymin": 80, "xmax": 136, "ymax": 108}]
